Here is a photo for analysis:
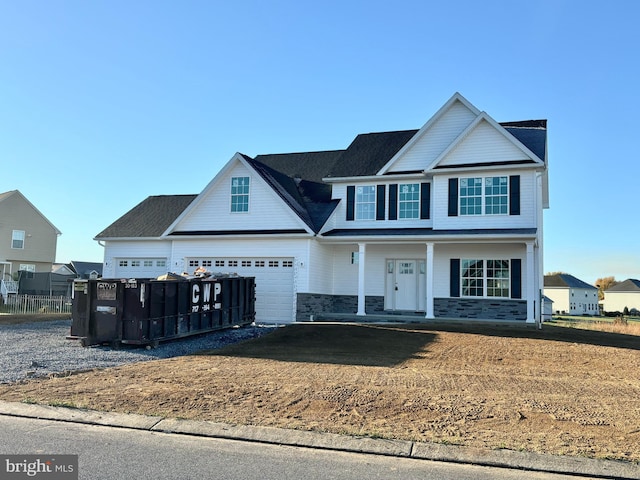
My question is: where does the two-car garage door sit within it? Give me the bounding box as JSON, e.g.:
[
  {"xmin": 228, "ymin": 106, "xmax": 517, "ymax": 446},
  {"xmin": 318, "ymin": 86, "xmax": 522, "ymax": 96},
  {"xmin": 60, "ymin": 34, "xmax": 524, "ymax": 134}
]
[{"xmin": 115, "ymin": 257, "xmax": 295, "ymax": 324}]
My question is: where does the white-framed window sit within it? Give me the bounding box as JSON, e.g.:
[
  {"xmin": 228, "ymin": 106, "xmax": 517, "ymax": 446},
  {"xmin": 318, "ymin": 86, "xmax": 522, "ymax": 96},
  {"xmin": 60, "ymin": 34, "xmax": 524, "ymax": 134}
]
[
  {"xmin": 350, "ymin": 252, "xmax": 359, "ymax": 265},
  {"xmin": 241, "ymin": 260, "xmax": 251, "ymax": 267},
  {"xmin": 11, "ymin": 230, "xmax": 25, "ymax": 249},
  {"xmin": 268, "ymin": 260, "xmax": 279, "ymax": 267},
  {"xmin": 355, "ymin": 185, "xmax": 376, "ymax": 220},
  {"xmin": 131, "ymin": 260, "xmax": 141, "ymax": 267},
  {"xmin": 484, "ymin": 176, "xmax": 508, "ymax": 215},
  {"xmin": 19, "ymin": 263, "xmax": 35, "ymax": 279},
  {"xmin": 143, "ymin": 260, "xmax": 153, "ymax": 267},
  {"xmin": 398, "ymin": 183, "xmax": 420, "ymax": 219},
  {"xmin": 282, "ymin": 260, "xmax": 293, "ymax": 267},
  {"xmin": 189, "ymin": 260, "xmax": 199, "ymax": 267},
  {"xmin": 461, "ymin": 259, "xmax": 484, "ymax": 296},
  {"xmin": 460, "ymin": 178, "xmax": 483, "ymax": 215},
  {"xmin": 461, "ymin": 259, "xmax": 510, "ymax": 298},
  {"xmin": 157, "ymin": 260, "xmax": 166, "ymax": 267},
  {"xmin": 202, "ymin": 260, "xmax": 212, "ymax": 267},
  {"xmin": 231, "ymin": 176, "xmax": 250, "ymax": 212},
  {"xmin": 486, "ymin": 260, "xmax": 510, "ymax": 297},
  {"xmin": 215, "ymin": 260, "xmax": 225, "ymax": 267},
  {"xmin": 119, "ymin": 260, "xmax": 128, "ymax": 267},
  {"xmin": 228, "ymin": 260, "xmax": 238, "ymax": 267},
  {"xmin": 460, "ymin": 176, "xmax": 508, "ymax": 216},
  {"xmin": 255, "ymin": 260, "xmax": 265, "ymax": 267}
]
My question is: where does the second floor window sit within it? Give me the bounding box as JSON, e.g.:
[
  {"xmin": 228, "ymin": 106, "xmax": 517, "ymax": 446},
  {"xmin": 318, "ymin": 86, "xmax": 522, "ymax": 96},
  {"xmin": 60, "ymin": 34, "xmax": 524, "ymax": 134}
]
[
  {"xmin": 460, "ymin": 176, "xmax": 508, "ymax": 216},
  {"xmin": 355, "ymin": 186, "xmax": 375, "ymax": 220},
  {"xmin": 399, "ymin": 183, "xmax": 420, "ymax": 219},
  {"xmin": 231, "ymin": 176, "xmax": 250, "ymax": 212},
  {"xmin": 12, "ymin": 230, "xmax": 25, "ymax": 249},
  {"xmin": 484, "ymin": 176, "xmax": 508, "ymax": 215}
]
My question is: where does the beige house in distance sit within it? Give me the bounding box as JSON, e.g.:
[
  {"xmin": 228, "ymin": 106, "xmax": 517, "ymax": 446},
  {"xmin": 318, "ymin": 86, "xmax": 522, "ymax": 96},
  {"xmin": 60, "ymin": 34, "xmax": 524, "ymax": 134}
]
[
  {"xmin": 603, "ymin": 279, "xmax": 640, "ymax": 314},
  {"xmin": 0, "ymin": 190, "xmax": 61, "ymax": 300}
]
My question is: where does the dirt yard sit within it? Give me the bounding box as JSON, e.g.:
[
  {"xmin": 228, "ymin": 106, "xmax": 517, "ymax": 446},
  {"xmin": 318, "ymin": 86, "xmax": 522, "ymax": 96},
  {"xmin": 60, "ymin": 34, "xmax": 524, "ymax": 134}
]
[{"xmin": 1, "ymin": 321, "xmax": 639, "ymax": 463}]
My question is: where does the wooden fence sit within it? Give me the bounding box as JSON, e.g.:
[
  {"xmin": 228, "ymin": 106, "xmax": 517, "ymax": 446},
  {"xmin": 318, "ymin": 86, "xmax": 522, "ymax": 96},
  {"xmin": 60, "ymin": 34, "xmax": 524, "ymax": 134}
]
[{"xmin": 4, "ymin": 294, "xmax": 72, "ymax": 315}]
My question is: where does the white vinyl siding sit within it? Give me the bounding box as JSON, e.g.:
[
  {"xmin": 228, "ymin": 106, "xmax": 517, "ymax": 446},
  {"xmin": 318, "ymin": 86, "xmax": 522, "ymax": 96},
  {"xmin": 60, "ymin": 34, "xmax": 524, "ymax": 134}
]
[
  {"xmin": 175, "ymin": 163, "xmax": 307, "ymax": 232},
  {"xmin": 386, "ymin": 100, "xmax": 477, "ymax": 173},
  {"xmin": 603, "ymin": 291, "xmax": 640, "ymax": 314},
  {"xmin": 114, "ymin": 258, "xmax": 169, "ymax": 278},
  {"xmin": 437, "ymin": 120, "xmax": 531, "ymax": 167}
]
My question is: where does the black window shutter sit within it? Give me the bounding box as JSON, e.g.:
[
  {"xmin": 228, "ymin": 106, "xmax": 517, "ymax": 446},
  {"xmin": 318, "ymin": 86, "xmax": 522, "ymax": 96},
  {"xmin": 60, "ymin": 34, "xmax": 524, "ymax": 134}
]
[
  {"xmin": 420, "ymin": 183, "xmax": 430, "ymax": 220},
  {"xmin": 448, "ymin": 178, "xmax": 458, "ymax": 216},
  {"xmin": 346, "ymin": 186, "xmax": 355, "ymax": 221},
  {"xmin": 509, "ymin": 175, "xmax": 520, "ymax": 216},
  {"xmin": 450, "ymin": 258, "xmax": 460, "ymax": 297},
  {"xmin": 376, "ymin": 185, "xmax": 386, "ymax": 221},
  {"xmin": 511, "ymin": 259, "xmax": 522, "ymax": 299},
  {"xmin": 388, "ymin": 184, "xmax": 398, "ymax": 220}
]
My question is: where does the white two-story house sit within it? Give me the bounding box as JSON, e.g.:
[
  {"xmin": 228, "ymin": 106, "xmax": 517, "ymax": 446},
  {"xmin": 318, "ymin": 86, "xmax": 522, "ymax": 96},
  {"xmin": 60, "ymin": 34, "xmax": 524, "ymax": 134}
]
[{"xmin": 96, "ymin": 93, "xmax": 548, "ymax": 325}]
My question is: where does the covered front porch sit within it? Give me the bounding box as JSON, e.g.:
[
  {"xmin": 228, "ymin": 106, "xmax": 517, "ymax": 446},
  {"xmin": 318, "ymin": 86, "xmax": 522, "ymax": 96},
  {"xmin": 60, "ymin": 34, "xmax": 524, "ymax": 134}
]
[{"xmin": 298, "ymin": 235, "xmax": 542, "ymax": 326}]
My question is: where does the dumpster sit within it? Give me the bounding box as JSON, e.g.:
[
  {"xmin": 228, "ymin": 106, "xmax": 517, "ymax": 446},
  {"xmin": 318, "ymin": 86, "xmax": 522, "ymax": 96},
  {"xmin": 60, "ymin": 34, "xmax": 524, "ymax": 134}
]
[{"xmin": 70, "ymin": 275, "xmax": 255, "ymax": 347}]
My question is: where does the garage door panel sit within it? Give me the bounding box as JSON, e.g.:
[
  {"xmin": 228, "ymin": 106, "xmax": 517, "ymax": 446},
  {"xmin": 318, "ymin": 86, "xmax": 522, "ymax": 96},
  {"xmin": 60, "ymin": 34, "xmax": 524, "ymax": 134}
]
[{"xmin": 188, "ymin": 257, "xmax": 294, "ymax": 324}]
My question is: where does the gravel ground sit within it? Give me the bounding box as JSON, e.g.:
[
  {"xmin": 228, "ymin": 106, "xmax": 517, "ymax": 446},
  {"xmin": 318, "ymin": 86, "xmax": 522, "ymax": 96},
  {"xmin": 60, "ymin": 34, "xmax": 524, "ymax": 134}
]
[{"xmin": 0, "ymin": 319, "xmax": 275, "ymax": 384}]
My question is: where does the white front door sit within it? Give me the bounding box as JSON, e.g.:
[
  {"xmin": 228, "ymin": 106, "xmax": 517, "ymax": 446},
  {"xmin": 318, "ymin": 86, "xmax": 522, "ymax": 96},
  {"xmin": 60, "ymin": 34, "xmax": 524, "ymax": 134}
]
[
  {"xmin": 395, "ymin": 260, "xmax": 417, "ymax": 310},
  {"xmin": 385, "ymin": 259, "xmax": 425, "ymax": 312}
]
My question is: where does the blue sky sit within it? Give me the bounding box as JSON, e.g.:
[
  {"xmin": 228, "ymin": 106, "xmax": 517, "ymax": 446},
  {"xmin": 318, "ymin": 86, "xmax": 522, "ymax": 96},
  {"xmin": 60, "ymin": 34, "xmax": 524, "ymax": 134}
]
[{"xmin": 1, "ymin": 0, "xmax": 638, "ymax": 285}]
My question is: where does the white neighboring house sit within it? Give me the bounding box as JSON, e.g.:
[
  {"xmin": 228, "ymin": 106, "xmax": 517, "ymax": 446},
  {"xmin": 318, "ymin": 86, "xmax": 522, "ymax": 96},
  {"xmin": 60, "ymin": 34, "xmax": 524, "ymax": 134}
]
[
  {"xmin": 95, "ymin": 93, "xmax": 549, "ymax": 325},
  {"xmin": 603, "ymin": 279, "xmax": 640, "ymax": 314},
  {"xmin": 543, "ymin": 273, "xmax": 599, "ymax": 315}
]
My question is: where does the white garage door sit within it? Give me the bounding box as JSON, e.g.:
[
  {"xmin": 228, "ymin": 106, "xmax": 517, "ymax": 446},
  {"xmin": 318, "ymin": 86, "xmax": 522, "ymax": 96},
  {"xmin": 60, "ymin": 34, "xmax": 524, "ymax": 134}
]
[
  {"xmin": 187, "ymin": 257, "xmax": 295, "ymax": 324},
  {"xmin": 114, "ymin": 258, "xmax": 169, "ymax": 279}
]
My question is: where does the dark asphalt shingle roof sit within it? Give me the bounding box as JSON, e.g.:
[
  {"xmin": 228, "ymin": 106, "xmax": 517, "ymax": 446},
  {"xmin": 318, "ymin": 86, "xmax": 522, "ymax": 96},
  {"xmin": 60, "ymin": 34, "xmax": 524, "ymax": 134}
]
[
  {"xmin": 254, "ymin": 150, "xmax": 343, "ymax": 183},
  {"xmin": 544, "ymin": 273, "xmax": 596, "ymax": 290},
  {"xmin": 501, "ymin": 120, "xmax": 547, "ymax": 163},
  {"xmin": 327, "ymin": 130, "xmax": 419, "ymax": 178},
  {"xmin": 605, "ymin": 279, "xmax": 640, "ymax": 292},
  {"xmin": 70, "ymin": 261, "xmax": 103, "ymax": 278},
  {"xmin": 246, "ymin": 158, "xmax": 338, "ymax": 232},
  {"xmin": 95, "ymin": 195, "xmax": 197, "ymax": 238},
  {"xmin": 97, "ymin": 115, "xmax": 547, "ymax": 238}
]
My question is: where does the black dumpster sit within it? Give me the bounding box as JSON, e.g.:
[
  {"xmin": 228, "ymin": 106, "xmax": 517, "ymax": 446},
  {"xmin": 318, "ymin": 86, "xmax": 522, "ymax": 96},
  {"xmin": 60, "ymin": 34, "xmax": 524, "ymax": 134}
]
[{"xmin": 70, "ymin": 275, "xmax": 255, "ymax": 347}]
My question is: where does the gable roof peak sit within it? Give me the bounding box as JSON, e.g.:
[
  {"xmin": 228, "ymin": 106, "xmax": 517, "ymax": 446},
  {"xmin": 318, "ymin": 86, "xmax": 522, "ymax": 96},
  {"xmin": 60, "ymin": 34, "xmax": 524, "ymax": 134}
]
[{"xmin": 377, "ymin": 93, "xmax": 482, "ymax": 175}]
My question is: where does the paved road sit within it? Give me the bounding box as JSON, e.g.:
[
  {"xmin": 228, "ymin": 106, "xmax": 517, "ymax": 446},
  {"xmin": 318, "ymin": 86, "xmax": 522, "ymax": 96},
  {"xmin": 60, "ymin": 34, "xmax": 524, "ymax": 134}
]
[{"xmin": 0, "ymin": 415, "xmax": 596, "ymax": 480}]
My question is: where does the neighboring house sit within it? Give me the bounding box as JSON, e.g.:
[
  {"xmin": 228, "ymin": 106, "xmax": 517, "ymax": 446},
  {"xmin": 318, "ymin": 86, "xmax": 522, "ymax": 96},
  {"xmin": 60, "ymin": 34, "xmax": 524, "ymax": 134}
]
[
  {"xmin": 603, "ymin": 279, "xmax": 640, "ymax": 313},
  {"xmin": 69, "ymin": 260, "xmax": 103, "ymax": 279},
  {"xmin": 0, "ymin": 190, "xmax": 61, "ymax": 302},
  {"xmin": 544, "ymin": 273, "xmax": 599, "ymax": 315},
  {"xmin": 96, "ymin": 93, "xmax": 548, "ymax": 325}
]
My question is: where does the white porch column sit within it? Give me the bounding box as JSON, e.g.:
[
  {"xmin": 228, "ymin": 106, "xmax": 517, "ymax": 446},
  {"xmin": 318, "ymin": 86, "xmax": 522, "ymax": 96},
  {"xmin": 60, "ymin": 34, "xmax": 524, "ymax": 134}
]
[
  {"xmin": 526, "ymin": 241, "xmax": 535, "ymax": 323},
  {"xmin": 425, "ymin": 242, "xmax": 434, "ymax": 319},
  {"xmin": 357, "ymin": 243, "xmax": 366, "ymax": 316}
]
